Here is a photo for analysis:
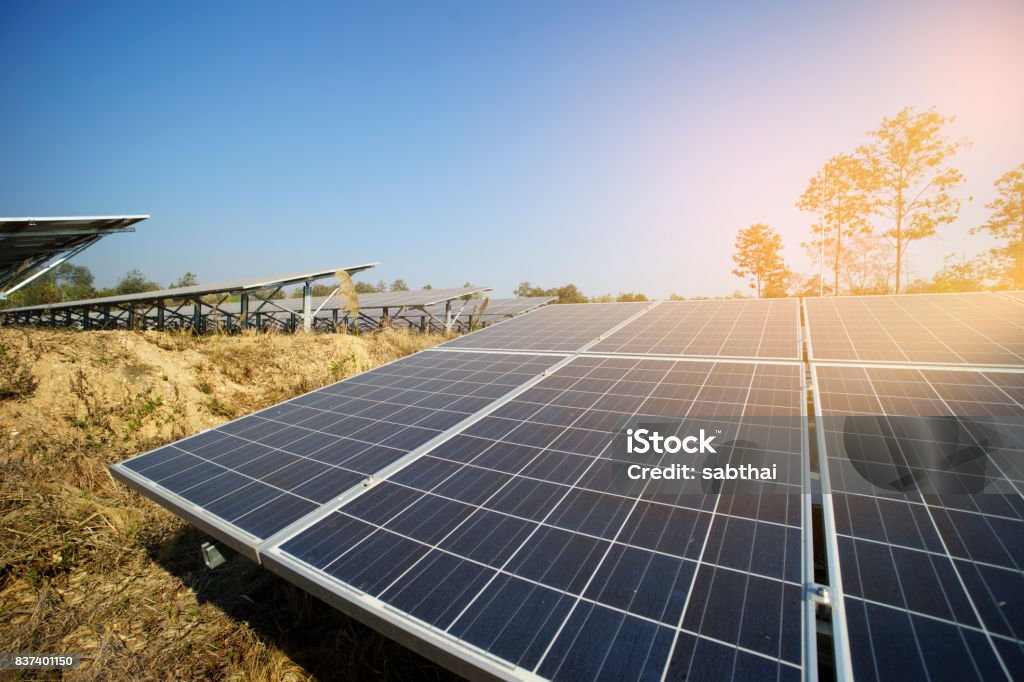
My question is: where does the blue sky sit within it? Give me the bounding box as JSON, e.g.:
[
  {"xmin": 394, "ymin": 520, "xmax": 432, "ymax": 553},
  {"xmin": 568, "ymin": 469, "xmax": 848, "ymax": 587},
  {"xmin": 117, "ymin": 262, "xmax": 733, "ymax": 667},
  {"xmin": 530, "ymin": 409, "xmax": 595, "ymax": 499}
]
[{"xmin": 2, "ymin": 0, "xmax": 1022, "ymax": 297}]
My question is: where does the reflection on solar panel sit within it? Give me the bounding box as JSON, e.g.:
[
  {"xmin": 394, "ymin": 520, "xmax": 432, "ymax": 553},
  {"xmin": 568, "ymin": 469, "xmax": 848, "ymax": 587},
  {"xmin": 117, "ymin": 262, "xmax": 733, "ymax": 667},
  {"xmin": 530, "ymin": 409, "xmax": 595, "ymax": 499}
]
[
  {"xmin": 266, "ymin": 357, "xmax": 806, "ymax": 681},
  {"xmin": 806, "ymin": 293, "xmax": 1024, "ymax": 365},
  {"xmin": 1000, "ymin": 291, "xmax": 1024, "ymax": 304},
  {"xmin": 588, "ymin": 299, "xmax": 800, "ymax": 360},
  {"xmin": 814, "ymin": 364, "xmax": 1024, "ymax": 680},
  {"xmin": 111, "ymin": 351, "xmax": 563, "ymax": 558},
  {"xmin": 440, "ymin": 302, "xmax": 652, "ymax": 352}
]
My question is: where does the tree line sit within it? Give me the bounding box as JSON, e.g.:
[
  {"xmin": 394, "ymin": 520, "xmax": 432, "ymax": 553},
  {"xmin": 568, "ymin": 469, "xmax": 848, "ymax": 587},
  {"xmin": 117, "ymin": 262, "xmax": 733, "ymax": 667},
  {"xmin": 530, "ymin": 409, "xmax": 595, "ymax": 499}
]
[{"xmin": 732, "ymin": 107, "xmax": 1023, "ymax": 297}]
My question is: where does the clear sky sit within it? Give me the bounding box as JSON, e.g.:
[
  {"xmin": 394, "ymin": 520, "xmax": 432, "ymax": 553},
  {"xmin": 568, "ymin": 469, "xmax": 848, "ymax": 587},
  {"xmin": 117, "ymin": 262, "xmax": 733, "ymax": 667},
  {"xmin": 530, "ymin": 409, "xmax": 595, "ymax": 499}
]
[{"xmin": 2, "ymin": 0, "xmax": 1022, "ymax": 297}]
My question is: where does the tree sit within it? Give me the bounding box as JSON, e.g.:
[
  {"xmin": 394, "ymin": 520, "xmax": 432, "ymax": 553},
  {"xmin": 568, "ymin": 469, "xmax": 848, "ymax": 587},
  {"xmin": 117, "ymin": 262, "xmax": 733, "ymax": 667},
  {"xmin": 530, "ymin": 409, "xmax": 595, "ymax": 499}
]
[
  {"xmin": 731, "ymin": 224, "xmax": 788, "ymax": 298},
  {"xmin": 390, "ymin": 278, "xmax": 409, "ymax": 292},
  {"xmin": 169, "ymin": 272, "xmax": 199, "ymax": 289},
  {"xmin": 114, "ymin": 268, "xmax": 161, "ymax": 295},
  {"xmin": 860, "ymin": 107, "xmax": 967, "ymax": 293},
  {"xmin": 460, "ymin": 282, "xmax": 483, "ymax": 301},
  {"xmin": 668, "ymin": 293, "xmax": 685, "ymax": 301},
  {"xmin": 971, "ymin": 163, "xmax": 1024, "ymax": 288},
  {"xmin": 422, "ymin": 283, "xmax": 433, "ymax": 290},
  {"xmin": 616, "ymin": 292, "xmax": 648, "ymax": 302},
  {"xmin": 376, "ymin": 280, "xmax": 387, "ymax": 293},
  {"xmin": 906, "ymin": 253, "xmax": 990, "ymax": 293},
  {"xmin": 512, "ymin": 281, "xmax": 588, "ymax": 303},
  {"xmin": 354, "ymin": 281, "xmax": 378, "ymax": 294},
  {"xmin": 797, "ymin": 153, "xmax": 874, "ymax": 296}
]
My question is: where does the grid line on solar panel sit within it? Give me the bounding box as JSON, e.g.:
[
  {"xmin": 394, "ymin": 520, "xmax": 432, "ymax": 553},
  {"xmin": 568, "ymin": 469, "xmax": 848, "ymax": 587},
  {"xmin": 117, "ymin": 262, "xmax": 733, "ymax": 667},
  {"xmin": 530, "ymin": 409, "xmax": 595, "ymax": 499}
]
[
  {"xmin": 813, "ymin": 363, "xmax": 1024, "ymax": 681},
  {"xmin": 586, "ymin": 299, "xmax": 801, "ymax": 360},
  {"xmin": 265, "ymin": 356, "xmax": 807, "ymax": 681},
  {"xmin": 111, "ymin": 350, "xmax": 565, "ymax": 555},
  {"xmin": 438, "ymin": 301, "xmax": 654, "ymax": 353},
  {"xmin": 805, "ymin": 293, "xmax": 1024, "ymax": 366}
]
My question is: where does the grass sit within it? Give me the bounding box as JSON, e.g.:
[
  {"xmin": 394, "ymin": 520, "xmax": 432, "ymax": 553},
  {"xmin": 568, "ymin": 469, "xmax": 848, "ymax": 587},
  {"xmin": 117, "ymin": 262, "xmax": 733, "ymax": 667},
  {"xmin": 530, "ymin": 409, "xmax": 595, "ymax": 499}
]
[{"xmin": 0, "ymin": 326, "xmax": 460, "ymax": 681}]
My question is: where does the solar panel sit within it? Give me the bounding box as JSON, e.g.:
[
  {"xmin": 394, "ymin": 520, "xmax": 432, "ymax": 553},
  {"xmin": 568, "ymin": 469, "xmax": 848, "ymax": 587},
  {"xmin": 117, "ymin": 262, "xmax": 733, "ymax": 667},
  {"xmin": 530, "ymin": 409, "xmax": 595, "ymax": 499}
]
[
  {"xmin": 440, "ymin": 302, "xmax": 653, "ymax": 352},
  {"xmin": 587, "ymin": 299, "xmax": 800, "ymax": 360},
  {"xmin": 813, "ymin": 363, "xmax": 1024, "ymax": 680},
  {"xmin": 111, "ymin": 350, "xmax": 564, "ymax": 558},
  {"xmin": 805, "ymin": 293, "xmax": 1024, "ymax": 366},
  {"xmin": 999, "ymin": 291, "xmax": 1024, "ymax": 304},
  {"xmin": 263, "ymin": 356, "xmax": 808, "ymax": 681}
]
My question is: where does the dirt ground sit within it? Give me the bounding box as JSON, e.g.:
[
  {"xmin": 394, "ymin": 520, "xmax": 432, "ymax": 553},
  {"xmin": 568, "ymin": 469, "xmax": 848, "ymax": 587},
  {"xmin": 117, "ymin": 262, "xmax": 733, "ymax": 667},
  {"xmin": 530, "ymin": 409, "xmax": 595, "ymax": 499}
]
[{"xmin": 0, "ymin": 327, "xmax": 461, "ymax": 681}]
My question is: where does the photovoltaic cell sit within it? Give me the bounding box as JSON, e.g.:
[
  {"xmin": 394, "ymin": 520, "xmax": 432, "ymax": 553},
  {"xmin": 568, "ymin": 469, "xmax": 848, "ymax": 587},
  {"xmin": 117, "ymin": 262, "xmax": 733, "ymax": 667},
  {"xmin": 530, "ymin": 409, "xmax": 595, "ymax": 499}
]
[
  {"xmin": 111, "ymin": 350, "xmax": 563, "ymax": 551},
  {"xmin": 814, "ymin": 364, "xmax": 1024, "ymax": 681},
  {"xmin": 439, "ymin": 302, "xmax": 651, "ymax": 352},
  {"xmin": 806, "ymin": 293, "xmax": 1024, "ymax": 366},
  {"xmin": 269, "ymin": 357, "xmax": 806, "ymax": 681},
  {"xmin": 588, "ymin": 299, "xmax": 800, "ymax": 360}
]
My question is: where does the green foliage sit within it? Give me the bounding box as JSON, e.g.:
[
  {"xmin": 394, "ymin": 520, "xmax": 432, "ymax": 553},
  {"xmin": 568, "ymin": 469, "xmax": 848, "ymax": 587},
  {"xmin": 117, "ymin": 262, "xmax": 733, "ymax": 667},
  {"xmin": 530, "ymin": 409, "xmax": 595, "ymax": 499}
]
[
  {"xmin": 615, "ymin": 292, "xmax": 648, "ymax": 302},
  {"xmin": 390, "ymin": 279, "xmax": 409, "ymax": 292},
  {"xmin": 513, "ymin": 281, "xmax": 588, "ymax": 303},
  {"xmin": 668, "ymin": 294, "xmax": 685, "ymax": 301},
  {"xmin": 2, "ymin": 262, "xmax": 96, "ymax": 308},
  {"xmin": 112, "ymin": 268, "xmax": 162, "ymax": 295},
  {"xmin": 353, "ymin": 281, "xmax": 379, "ymax": 294},
  {"xmin": 169, "ymin": 272, "xmax": 199, "ymax": 289}
]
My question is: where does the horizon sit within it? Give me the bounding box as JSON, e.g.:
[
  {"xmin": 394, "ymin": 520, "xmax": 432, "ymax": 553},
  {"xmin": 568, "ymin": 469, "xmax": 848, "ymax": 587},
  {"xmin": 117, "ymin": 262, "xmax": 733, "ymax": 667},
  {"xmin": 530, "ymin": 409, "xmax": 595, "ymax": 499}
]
[{"xmin": 2, "ymin": 0, "xmax": 1022, "ymax": 297}]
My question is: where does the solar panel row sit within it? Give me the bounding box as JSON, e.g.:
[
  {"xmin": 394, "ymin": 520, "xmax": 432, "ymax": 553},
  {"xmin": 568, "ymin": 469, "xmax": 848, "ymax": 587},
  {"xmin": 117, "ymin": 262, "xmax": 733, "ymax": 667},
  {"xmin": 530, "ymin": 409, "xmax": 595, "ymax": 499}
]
[
  {"xmin": 112, "ymin": 292, "xmax": 1024, "ymax": 681},
  {"xmin": 112, "ymin": 299, "xmax": 812, "ymax": 681},
  {"xmin": 805, "ymin": 293, "xmax": 1024, "ymax": 681}
]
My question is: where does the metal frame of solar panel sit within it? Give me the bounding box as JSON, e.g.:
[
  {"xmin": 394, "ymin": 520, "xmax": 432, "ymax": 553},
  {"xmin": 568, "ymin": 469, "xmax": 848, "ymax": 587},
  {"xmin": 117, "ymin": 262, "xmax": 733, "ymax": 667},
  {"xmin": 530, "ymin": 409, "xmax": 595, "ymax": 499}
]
[
  {"xmin": 804, "ymin": 293, "xmax": 1024, "ymax": 367},
  {"xmin": 586, "ymin": 299, "xmax": 801, "ymax": 360},
  {"xmin": 811, "ymin": 362, "xmax": 1024, "ymax": 681}
]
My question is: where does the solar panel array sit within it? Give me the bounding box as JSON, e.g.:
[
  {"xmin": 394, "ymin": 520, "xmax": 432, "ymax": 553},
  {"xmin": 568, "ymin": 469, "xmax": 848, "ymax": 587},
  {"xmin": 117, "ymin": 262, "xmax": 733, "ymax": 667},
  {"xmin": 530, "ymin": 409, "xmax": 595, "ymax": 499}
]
[
  {"xmin": 439, "ymin": 302, "xmax": 653, "ymax": 352},
  {"xmin": 112, "ymin": 291, "xmax": 1024, "ymax": 681},
  {"xmin": 805, "ymin": 293, "xmax": 1024, "ymax": 366},
  {"xmin": 269, "ymin": 357, "xmax": 806, "ymax": 681},
  {"xmin": 589, "ymin": 299, "xmax": 800, "ymax": 360},
  {"xmin": 806, "ymin": 292, "xmax": 1024, "ymax": 681},
  {"xmin": 112, "ymin": 298, "xmax": 812, "ymax": 680}
]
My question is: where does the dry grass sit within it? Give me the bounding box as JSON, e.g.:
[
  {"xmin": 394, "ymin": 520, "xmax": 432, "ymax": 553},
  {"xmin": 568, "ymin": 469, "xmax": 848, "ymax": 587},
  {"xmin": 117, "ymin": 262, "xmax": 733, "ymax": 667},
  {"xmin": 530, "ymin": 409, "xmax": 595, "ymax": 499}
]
[{"xmin": 0, "ymin": 327, "xmax": 460, "ymax": 681}]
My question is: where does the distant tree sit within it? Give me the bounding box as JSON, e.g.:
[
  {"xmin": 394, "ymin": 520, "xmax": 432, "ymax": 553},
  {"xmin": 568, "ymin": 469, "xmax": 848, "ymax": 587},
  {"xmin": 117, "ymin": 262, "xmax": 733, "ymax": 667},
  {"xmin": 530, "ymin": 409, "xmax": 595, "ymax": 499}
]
[
  {"xmin": 906, "ymin": 254, "xmax": 990, "ymax": 293},
  {"xmin": 860, "ymin": 107, "xmax": 967, "ymax": 293},
  {"xmin": 376, "ymin": 280, "xmax": 388, "ymax": 293},
  {"xmin": 354, "ymin": 281, "xmax": 378, "ymax": 294},
  {"xmin": 114, "ymin": 268, "xmax": 161, "ymax": 295},
  {"xmin": 797, "ymin": 153, "xmax": 874, "ymax": 296},
  {"xmin": 554, "ymin": 284, "xmax": 587, "ymax": 303},
  {"xmin": 169, "ymin": 272, "xmax": 199, "ymax": 289},
  {"xmin": 731, "ymin": 224, "xmax": 788, "ymax": 298},
  {"xmin": 590, "ymin": 293, "xmax": 614, "ymax": 303},
  {"xmin": 460, "ymin": 282, "xmax": 484, "ymax": 301},
  {"xmin": 289, "ymin": 283, "xmax": 336, "ymax": 298},
  {"xmin": 422, "ymin": 283, "xmax": 433, "ymax": 290},
  {"xmin": 668, "ymin": 293, "xmax": 685, "ymax": 301},
  {"xmin": 971, "ymin": 163, "xmax": 1024, "ymax": 288},
  {"xmin": 513, "ymin": 281, "xmax": 537, "ymax": 298},
  {"xmin": 616, "ymin": 292, "xmax": 648, "ymax": 302},
  {"xmin": 390, "ymin": 278, "xmax": 409, "ymax": 292}
]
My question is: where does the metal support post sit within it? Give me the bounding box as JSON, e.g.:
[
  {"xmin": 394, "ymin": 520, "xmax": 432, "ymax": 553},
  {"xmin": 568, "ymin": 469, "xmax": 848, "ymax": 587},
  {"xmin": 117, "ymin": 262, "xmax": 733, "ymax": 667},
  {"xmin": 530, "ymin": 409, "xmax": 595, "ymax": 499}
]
[{"xmin": 302, "ymin": 281, "xmax": 312, "ymax": 333}]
